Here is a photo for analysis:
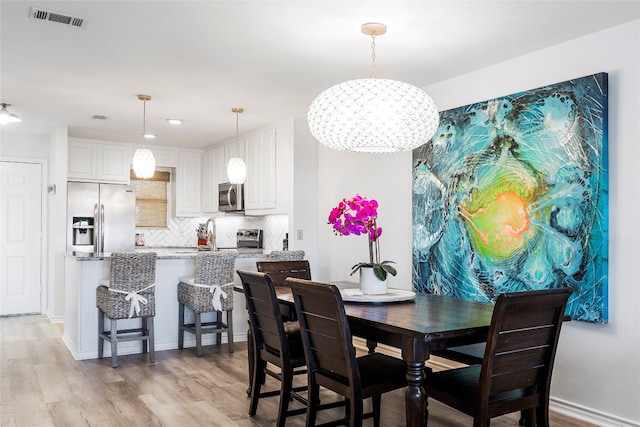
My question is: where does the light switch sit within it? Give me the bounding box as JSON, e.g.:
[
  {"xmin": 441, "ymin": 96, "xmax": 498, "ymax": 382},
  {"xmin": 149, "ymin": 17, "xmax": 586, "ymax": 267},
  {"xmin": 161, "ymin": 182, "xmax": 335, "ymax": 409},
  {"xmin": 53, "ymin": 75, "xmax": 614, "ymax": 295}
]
[{"xmin": 297, "ymin": 229, "xmax": 303, "ymax": 240}]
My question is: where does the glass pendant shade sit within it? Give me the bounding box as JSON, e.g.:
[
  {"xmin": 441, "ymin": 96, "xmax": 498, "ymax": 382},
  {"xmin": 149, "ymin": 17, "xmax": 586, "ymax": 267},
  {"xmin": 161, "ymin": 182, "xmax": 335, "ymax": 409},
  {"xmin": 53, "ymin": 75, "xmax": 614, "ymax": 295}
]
[
  {"xmin": 307, "ymin": 78, "xmax": 439, "ymax": 153},
  {"xmin": 227, "ymin": 157, "xmax": 246, "ymax": 184},
  {"xmin": 132, "ymin": 148, "xmax": 156, "ymax": 179}
]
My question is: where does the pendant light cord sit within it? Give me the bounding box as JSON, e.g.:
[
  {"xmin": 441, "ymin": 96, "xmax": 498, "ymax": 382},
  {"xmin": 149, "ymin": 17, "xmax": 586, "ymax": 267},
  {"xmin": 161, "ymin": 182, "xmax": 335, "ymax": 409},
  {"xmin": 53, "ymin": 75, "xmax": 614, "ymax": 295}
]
[{"xmin": 370, "ymin": 33, "xmax": 377, "ymax": 78}]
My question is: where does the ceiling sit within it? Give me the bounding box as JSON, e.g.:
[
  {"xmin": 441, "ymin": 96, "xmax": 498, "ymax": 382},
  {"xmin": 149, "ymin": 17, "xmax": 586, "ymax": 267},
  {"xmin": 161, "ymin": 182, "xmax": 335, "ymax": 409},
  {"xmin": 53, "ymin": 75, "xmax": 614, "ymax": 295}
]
[{"xmin": 1, "ymin": 1, "xmax": 639, "ymax": 150}]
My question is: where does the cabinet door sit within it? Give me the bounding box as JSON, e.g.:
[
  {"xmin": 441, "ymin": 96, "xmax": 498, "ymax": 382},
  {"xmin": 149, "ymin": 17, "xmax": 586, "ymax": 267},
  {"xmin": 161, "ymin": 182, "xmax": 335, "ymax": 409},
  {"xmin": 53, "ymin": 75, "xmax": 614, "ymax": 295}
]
[
  {"xmin": 175, "ymin": 151, "xmax": 202, "ymax": 216},
  {"xmin": 244, "ymin": 128, "xmax": 276, "ymax": 211},
  {"xmin": 202, "ymin": 146, "xmax": 226, "ymax": 213},
  {"xmin": 68, "ymin": 141, "xmax": 96, "ymax": 180},
  {"xmin": 96, "ymin": 143, "xmax": 129, "ymax": 183}
]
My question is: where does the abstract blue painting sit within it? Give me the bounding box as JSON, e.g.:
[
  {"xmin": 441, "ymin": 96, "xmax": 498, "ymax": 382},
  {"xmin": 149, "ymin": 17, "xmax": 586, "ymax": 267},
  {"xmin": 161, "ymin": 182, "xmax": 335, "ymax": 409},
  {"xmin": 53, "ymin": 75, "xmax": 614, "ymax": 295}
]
[{"xmin": 412, "ymin": 73, "xmax": 608, "ymax": 323}]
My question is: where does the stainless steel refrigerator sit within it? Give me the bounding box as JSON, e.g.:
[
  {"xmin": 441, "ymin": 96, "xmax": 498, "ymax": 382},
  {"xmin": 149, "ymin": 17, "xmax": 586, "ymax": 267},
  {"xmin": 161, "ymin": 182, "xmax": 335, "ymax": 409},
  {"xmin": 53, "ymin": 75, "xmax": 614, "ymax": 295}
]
[{"xmin": 67, "ymin": 182, "xmax": 136, "ymax": 255}]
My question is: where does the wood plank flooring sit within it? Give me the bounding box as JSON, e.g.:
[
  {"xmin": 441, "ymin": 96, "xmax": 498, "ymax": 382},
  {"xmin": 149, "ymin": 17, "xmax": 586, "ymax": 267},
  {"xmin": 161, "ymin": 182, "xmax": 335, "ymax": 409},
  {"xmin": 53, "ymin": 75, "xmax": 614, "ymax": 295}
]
[{"xmin": 1, "ymin": 315, "xmax": 594, "ymax": 426}]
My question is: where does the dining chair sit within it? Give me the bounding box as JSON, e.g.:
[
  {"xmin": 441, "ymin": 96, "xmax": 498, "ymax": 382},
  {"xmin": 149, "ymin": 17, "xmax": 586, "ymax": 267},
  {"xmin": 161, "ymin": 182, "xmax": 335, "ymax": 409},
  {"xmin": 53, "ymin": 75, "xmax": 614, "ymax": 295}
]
[
  {"xmin": 257, "ymin": 259, "xmax": 312, "ymax": 320},
  {"xmin": 257, "ymin": 260, "xmax": 312, "ymax": 286},
  {"xmin": 96, "ymin": 252, "xmax": 157, "ymax": 368},
  {"xmin": 177, "ymin": 251, "xmax": 237, "ymax": 356},
  {"xmin": 269, "ymin": 250, "xmax": 305, "ymax": 261},
  {"xmin": 287, "ymin": 278, "xmax": 407, "ymax": 427},
  {"xmin": 425, "ymin": 287, "xmax": 572, "ymax": 427},
  {"xmin": 236, "ymin": 269, "xmax": 309, "ymax": 427}
]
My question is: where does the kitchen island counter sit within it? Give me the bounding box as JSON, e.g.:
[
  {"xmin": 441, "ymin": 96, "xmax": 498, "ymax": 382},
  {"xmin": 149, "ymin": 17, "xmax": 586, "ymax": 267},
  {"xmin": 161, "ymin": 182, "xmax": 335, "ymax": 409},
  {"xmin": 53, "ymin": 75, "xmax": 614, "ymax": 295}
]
[
  {"xmin": 63, "ymin": 252, "xmax": 265, "ymax": 360},
  {"xmin": 69, "ymin": 247, "xmax": 267, "ymax": 260}
]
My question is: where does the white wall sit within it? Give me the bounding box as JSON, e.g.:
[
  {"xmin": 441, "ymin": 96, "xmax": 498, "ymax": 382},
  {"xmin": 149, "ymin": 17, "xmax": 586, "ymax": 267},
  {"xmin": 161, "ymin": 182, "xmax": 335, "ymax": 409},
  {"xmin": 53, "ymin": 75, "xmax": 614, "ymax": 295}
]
[{"xmin": 317, "ymin": 20, "xmax": 639, "ymax": 426}]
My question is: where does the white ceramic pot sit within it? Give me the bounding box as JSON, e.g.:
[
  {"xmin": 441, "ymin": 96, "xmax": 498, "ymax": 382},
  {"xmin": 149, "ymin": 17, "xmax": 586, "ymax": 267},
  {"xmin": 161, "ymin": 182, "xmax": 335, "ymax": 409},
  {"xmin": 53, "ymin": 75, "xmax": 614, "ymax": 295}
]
[{"xmin": 360, "ymin": 267, "xmax": 388, "ymax": 295}]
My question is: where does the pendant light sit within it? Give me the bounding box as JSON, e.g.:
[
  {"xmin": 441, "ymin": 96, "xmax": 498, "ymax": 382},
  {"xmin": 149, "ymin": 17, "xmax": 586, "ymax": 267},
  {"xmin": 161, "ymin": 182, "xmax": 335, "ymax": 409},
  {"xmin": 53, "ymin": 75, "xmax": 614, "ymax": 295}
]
[
  {"xmin": 132, "ymin": 94, "xmax": 156, "ymax": 179},
  {"xmin": 0, "ymin": 103, "xmax": 22, "ymax": 125},
  {"xmin": 227, "ymin": 107, "xmax": 246, "ymax": 184},
  {"xmin": 307, "ymin": 23, "xmax": 439, "ymax": 153}
]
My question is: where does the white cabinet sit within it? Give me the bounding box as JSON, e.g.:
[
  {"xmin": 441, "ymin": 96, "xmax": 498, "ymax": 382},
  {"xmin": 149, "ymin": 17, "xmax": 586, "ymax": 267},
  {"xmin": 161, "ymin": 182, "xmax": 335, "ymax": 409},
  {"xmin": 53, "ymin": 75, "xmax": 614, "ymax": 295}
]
[
  {"xmin": 201, "ymin": 141, "xmax": 245, "ymax": 214},
  {"xmin": 175, "ymin": 150, "xmax": 202, "ymax": 217},
  {"xmin": 68, "ymin": 140, "xmax": 130, "ymax": 183},
  {"xmin": 201, "ymin": 146, "xmax": 225, "ymax": 213},
  {"xmin": 244, "ymin": 128, "xmax": 276, "ymax": 211}
]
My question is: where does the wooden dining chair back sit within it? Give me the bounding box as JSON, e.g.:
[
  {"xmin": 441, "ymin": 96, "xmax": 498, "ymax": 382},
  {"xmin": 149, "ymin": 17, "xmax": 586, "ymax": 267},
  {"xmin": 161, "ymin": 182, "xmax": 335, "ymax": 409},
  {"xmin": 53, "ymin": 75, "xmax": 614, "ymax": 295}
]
[
  {"xmin": 236, "ymin": 270, "xmax": 307, "ymax": 427},
  {"xmin": 425, "ymin": 287, "xmax": 572, "ymax": 427},
  {"xmin": 256, "ymin": 260, "xmax": 312, "ymax": 321},
  {"xmin": 256, "ymin": 260, "xmax": 312, "ymax": 286},
  {"xmin": 287, "ymin": 278, "xmax": 407, "ymax": 427}
]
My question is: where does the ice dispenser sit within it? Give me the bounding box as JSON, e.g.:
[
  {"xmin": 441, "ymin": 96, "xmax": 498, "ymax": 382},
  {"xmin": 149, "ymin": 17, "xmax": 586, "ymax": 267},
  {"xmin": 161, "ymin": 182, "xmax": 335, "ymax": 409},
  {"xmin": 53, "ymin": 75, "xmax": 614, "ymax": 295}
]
[{"xmin": 72, "ymin": 217, "xmax": 94, "ymax": 246}]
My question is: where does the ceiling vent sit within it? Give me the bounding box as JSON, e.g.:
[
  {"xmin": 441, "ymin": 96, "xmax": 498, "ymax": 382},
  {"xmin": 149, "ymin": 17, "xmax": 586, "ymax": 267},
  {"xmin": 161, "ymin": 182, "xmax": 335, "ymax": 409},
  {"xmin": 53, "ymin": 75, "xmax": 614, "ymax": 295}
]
[
  {"xmin": 91, "ymin": 114, "xmax": 109, "ymax": 120},
  {"xmin": 29, "ymin": 7, "xmax": 87, "ymax": 28}
]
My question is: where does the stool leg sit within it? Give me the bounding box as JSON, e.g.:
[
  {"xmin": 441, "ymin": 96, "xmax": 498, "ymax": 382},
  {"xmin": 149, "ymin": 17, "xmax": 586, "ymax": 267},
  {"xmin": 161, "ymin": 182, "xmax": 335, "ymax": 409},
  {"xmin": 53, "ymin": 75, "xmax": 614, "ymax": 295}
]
[
  {"xmin": 195, "ymin": 312, "xmax": 202, "ymax": 357},
  {"xmin": 216, "ymin": 311, "xmax": 222, "ymax": 346},
  {"xmin": 227, "ymin": 309, "xmax": 234, "ymax": 353},
  {"xmin": 110, "ymin": 319, "xmax": 118, "ymax": 368},
  {"xmin": 142, "ymin": 317, "xmax": 148, "ymax": 354},
  {"xmin": 148, "ymin": 317, "xmax": 155, "ymax": 363},
  {"xmin": 178, "ymin": 302, "xmax": 185, "ymax": 349},
  {"xmin": 97, "ymin": 309, "xmax": 104, "ymax": 359}
]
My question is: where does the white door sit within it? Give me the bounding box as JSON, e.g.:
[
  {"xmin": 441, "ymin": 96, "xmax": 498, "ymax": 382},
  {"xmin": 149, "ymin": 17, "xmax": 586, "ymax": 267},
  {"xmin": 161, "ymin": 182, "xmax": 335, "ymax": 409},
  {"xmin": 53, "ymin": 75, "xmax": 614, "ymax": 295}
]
[{"xmin": 0, "ymin": 161, "xmax": 42, "ymax": 315}]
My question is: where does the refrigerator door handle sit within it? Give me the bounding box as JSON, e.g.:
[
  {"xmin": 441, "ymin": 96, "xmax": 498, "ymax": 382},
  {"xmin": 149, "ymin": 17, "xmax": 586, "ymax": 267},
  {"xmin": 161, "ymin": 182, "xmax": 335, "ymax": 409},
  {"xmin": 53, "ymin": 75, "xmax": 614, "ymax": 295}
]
[
  {"xmin": 93, "ymin": 203, "xmax": 100, "ymax": 253},
  {"xmin": 99, "ymin": 204, "xmax": 105, "ymax": 253}
]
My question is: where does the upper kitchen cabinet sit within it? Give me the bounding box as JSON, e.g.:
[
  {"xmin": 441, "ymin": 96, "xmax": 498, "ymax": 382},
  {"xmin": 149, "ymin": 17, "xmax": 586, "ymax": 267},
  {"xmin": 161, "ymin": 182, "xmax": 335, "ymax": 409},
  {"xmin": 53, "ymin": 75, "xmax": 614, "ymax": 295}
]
[
  {"xmin": 202, "ymin": 140, "xmax": 245, "ymax": 214},
  {"xmin": 174, "ymin": 150, "xmax": 202, "ymax": 217},
  {"xmin": 201, "ymin": 145, "xmax": 224, "ymax": 213},
  {"xmin": 68, "ymin": 139, "xmax": 130, "ymax": 183},
  {"xmin": 244, "ymin": 128, "xmax": 276, "ymax": 212}
]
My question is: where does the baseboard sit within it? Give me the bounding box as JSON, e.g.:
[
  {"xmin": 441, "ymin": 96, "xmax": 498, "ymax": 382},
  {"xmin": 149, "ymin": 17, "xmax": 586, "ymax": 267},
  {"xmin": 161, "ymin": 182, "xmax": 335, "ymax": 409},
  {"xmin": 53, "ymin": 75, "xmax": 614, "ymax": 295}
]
[{"xmin": 550, "ymin": 397, "xmax": 640, "ymax": 427}]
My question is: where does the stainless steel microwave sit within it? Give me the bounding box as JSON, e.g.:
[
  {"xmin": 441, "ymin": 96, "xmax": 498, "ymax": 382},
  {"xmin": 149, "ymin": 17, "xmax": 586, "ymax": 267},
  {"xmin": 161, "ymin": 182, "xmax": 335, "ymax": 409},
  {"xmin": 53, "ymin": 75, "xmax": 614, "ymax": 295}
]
[{"xmin": 218, "ymin": 182, "xmax": 243, "ymax": 212}]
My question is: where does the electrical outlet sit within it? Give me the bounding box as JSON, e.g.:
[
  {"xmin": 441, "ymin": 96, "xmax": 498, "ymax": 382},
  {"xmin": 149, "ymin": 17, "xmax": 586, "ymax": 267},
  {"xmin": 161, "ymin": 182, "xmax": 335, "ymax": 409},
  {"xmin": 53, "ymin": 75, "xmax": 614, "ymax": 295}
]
[{"xmin": 297, "ymin": 229, "xmax": 303, "ymax": 240}]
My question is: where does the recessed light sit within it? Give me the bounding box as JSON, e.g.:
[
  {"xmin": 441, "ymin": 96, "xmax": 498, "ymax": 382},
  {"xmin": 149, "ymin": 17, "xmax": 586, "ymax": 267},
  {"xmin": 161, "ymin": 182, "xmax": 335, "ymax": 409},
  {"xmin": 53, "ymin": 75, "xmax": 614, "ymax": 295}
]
[
  {"xmin": 143, "ymin": 133, "xmax": 156, "ymax": 139},
  {"xmin": 166, "ymin": 118, "xmax": 182, "ymax": 125}
]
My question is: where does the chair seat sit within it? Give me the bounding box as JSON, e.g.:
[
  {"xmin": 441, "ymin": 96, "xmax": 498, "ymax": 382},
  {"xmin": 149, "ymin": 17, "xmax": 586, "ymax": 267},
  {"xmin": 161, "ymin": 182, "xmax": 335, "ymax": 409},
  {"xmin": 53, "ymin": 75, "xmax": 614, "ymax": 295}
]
[{"xmin": 358, "ymin": 353, "xmax": 407, "ymax": 392}]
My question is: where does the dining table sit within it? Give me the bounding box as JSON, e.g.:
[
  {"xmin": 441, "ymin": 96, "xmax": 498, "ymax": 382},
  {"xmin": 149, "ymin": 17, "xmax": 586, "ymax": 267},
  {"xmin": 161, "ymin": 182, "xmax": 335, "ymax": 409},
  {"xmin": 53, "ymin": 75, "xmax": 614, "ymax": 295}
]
[{"xmin": 235, "ymin": 281, "xmax": 494, "ymax": 427}]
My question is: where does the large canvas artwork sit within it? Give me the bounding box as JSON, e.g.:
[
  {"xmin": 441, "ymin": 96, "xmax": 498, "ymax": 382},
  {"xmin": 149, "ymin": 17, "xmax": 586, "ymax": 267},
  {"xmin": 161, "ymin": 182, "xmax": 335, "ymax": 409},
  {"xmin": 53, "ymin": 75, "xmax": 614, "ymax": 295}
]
[{"xmin": 412, "ymin": 73, "xmax": 608, "ymax": 323}]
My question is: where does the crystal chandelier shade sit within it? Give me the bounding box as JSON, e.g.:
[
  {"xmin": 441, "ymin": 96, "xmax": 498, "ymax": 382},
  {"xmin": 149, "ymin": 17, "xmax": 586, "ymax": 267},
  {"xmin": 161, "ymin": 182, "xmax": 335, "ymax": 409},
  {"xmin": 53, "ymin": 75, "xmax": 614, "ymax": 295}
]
[
  {"xmin": 307, "ymin": 22, "xmax": 439, "ymax": 153},
  {"xmin": 132, "ymin": 94, "xmax": 156, "ymax": 179},
  {"xmin": 227, "ymin": 107, "xmax": 246, "ymax": 184},
  {"xmin": 307, "ymin": 78, "xmax": 439, "ymax": 153}
]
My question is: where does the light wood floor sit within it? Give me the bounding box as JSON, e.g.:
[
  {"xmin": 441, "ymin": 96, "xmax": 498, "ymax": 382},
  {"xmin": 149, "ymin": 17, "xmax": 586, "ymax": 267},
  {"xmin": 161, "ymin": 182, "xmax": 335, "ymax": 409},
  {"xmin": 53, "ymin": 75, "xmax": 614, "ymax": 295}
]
[{"xmin": 1, "ymin": 315, "xmax": 595, "ymax": 427}]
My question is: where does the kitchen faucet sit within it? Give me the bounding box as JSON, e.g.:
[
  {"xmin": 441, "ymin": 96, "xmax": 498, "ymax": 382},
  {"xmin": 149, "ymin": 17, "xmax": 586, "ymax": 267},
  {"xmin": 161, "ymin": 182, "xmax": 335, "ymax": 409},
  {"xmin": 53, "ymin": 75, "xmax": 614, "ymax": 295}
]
[{"xmin": 205, "ymin": 217, "xmax": 216, "ymax": 250}]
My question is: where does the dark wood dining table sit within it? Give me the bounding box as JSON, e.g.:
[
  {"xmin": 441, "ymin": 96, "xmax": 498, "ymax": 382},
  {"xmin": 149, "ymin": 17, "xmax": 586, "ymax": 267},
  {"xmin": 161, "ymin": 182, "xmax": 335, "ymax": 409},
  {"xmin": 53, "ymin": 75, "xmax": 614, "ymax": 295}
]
[{"xmin": 235, "ymin": 282, "xmax": 494, "ymax": 427}]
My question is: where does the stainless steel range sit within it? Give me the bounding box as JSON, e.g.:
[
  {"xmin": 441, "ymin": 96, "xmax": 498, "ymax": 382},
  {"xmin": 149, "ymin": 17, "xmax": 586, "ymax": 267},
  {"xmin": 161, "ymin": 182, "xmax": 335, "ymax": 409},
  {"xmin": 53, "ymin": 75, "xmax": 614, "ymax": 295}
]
[{"xmin": 236, "ymin": 229, "xmax": 263, "ymax": 250}]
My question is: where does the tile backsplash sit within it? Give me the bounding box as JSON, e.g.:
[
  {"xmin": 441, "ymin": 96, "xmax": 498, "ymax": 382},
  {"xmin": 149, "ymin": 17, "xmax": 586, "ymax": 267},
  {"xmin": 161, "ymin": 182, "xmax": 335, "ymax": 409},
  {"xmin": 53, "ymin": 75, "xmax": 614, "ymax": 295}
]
[{"xmin": 136, "ymin": 214, "xmax": 288, "ymax": 252}]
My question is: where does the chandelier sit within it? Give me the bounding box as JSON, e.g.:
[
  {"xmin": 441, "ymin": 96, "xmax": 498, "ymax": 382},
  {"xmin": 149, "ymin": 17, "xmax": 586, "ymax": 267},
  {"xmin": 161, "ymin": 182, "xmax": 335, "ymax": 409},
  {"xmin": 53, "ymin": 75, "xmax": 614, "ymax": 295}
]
[
  {"xmin": 0, "ymin": 103, "xmax": 21, "ymax": 125},
  {"xmin": 132, "ymin": 94, "xmax": 156, "ymax": 179},
  {"xmin": 307, "ymin": 23, "xmax": 439, "ymax": 153},
  {"xmin": 227, "ymin": 107, "xmax": 246, "ymax": 184}
]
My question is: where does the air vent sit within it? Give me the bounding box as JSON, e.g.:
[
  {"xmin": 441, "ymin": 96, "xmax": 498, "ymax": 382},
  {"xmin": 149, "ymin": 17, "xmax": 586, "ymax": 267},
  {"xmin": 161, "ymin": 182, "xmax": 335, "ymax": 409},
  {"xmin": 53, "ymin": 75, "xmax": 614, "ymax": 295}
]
[
  {"xmin": 91, "ymin": 114, "xmax": 109, "ymax": 120},
  {"xmin": 29, "ymin": 7, "xmax": 87, "ymax": 28}
]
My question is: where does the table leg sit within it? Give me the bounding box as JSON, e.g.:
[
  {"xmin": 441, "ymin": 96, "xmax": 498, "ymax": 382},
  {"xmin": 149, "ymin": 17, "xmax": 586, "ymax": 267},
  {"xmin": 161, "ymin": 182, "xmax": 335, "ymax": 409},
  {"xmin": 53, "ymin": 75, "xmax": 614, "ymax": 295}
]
[{"xmin": 405, "ymin": 360, "xmax": 427, "ymax": 427}]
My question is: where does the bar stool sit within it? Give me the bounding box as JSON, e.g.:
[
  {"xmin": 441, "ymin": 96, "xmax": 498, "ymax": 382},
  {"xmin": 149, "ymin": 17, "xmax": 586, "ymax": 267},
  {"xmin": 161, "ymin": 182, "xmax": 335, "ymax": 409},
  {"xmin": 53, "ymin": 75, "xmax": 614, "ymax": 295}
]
[
  {"xmin": 269, "ymin": 250, "xmax": 305, "ymax": 261},
  {"xmin": 178, "ymin": 251, "xmax": 237, "ymax": 356},
  {"xmin": 96, "ymin": 252, "xmax": 157, "ymax": 368}
]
